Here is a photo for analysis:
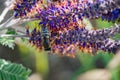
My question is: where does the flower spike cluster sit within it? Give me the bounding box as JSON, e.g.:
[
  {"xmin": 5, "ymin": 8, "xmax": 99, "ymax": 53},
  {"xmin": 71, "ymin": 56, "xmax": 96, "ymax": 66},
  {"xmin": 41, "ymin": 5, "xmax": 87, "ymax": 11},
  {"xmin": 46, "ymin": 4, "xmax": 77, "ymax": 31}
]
[
  {"xmin": 11, "ymin": 0, "xmax": 120, "ymax": 57},
  {"xmin": 26, "ymin": 27, "xmax": 43, "ymax": 49},
  {"xmin": 26, "ymin": 24, "xmax": 120, "ymax": 57},
  {"xmin": 13, "ymin": 0, "xmax": 44, "ymax": 18},
  {"xmin": 13, "ymin": 0, "xmax": 120, "ymax": 32},
  {"xmin": 36, "ymin": 0, "xmax": 120, "ymax": 32},
  {"xmin": 96, "ymin": 39, "xmax": 120, "ymax": 53},
  {"xmin": 13, "ymin": 0, "xmax": 120, "ymax": 20}
]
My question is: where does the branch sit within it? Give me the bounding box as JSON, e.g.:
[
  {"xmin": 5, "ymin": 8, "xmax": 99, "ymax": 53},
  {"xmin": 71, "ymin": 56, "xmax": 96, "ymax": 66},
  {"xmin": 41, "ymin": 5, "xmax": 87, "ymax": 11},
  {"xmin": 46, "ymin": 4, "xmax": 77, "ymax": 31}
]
[
  {"xmin": 0, "ymin": 7, "xmax": 11, "ymax": 23},
  {"xmin": 0, "ymin": 16, "xmax": 15, "ymax": 30},
  {"xmin": 0, "ymin": 17, "xmax": 38, "ymax": 31},
  {"xmin": 0, "ymin": 0, "xmax": 15, "ymax": 23},
  {"xmin": 0, "ymin": 34, "xmax": 28, "ymax": 38}
]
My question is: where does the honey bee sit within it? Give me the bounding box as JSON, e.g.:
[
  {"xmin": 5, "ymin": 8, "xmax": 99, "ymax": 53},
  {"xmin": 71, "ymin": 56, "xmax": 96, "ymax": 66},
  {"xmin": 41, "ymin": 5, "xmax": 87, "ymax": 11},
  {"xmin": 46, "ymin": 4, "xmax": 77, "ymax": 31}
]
[{"xmin": 41, "ymin": 27, "xmax": 51, "ymax": 51}]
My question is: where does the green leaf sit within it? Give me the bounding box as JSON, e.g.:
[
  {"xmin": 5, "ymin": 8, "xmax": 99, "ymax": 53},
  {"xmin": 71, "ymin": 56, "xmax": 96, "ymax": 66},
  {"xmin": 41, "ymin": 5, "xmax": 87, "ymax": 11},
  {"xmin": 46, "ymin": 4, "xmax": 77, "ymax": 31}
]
[
  {"xmin": 0, "ymin": 37, "xmax": 15, "ymax": 49},
  {"xmin": 0, "ymin": 28, "xmax": 17, "ymax": 49},
  {"xmin": 6, "ymin": 28, "xmax": 17, "ymax": 35},
  {"xmin": 0, "ymin": 59, "xmax": 31, "ymax": 80}
]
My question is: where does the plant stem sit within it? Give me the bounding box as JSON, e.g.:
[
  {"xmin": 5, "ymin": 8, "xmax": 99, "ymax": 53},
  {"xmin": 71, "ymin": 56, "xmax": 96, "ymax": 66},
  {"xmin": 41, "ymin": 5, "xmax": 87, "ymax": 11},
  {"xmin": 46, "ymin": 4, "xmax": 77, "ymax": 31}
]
[
  {"xmin": 0, "ymin": 17, "xmax": 38, "ymax": 31},
  {"xmin": 0, "ymin": 0, "xmax": 15, "ymax": 23},
  {"xmin": 0, "ymin": 34, "xmax": 28, "ymax": 38},
  {"xmin": 0, "ymin": 16, "xmax": 15, "ymax": 30},
  {"xmin": 0, "ymin": 7, "xmax": 10, "ymax": 23}
]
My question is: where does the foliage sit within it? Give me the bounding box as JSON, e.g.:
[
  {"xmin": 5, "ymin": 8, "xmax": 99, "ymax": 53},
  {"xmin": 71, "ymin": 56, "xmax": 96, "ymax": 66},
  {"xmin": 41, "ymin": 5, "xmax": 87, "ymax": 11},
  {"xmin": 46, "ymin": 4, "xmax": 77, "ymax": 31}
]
[
  {"xmin": 0, "ymin": 59, "xmax": 31, "ymax": 80},
  {"xmin": 0, "ymin": 37, "xmax": 15, "ymax": 49},
  {"xmin": 0, "ymin": 28, "xmax": 17, "ymax": 49}
]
